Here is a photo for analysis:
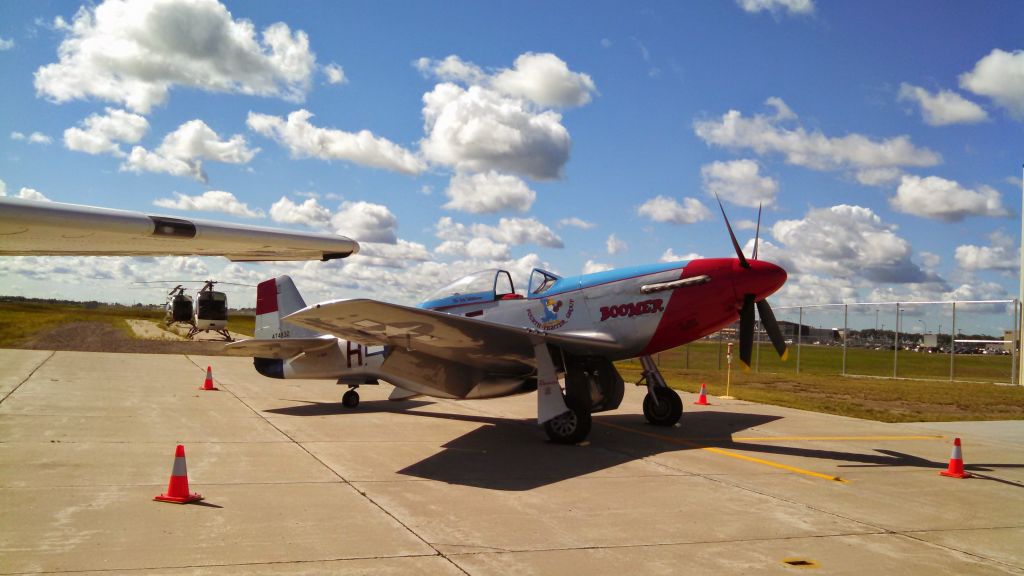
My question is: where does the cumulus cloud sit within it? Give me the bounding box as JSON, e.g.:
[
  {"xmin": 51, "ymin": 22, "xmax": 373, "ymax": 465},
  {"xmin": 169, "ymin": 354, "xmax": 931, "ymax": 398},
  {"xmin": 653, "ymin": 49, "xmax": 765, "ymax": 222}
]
[
  {"xmin": 14, "ymin": 188, "xmax": 52, "ymax": 202},
  {"xmin": 959, "ymin": 49, "xmax": 1024, "ymax": 119},
  {"xmin": 443, "ymin": 171, "xmax": 536, "ymax": 213},
  {"xmin": 0, "ymin": 36, "xmax": 13, "ymax": 51},
  {"xmin": 558, "ymin": 217, "xmax": 596, "ymax": 230},
  {"xmin": 919, "ymin": 252, "xmax": 941, "ymax": 270},
  {"xmin": 435, "ymin": 216, "xmax": 563, "ymax": 249},
  {"xmin": 700, "ymin": 159, "xmax": 778, "ymax": 207},
  {"xmin": 855, "ymin": 167, "xmax": 904, "ymax": 187},
  {"xmin": 415, "ymin": 55, "xmax": 487, "ymax": 85},
  {"xmin": 771, "ymin": 204, "xmax": 931, "ymax": 283},
  {"xmin": 417, "ymin": 52, "xmax": 596, "ymax": 108},
  {"xmin": 955, "ymin": 230, "xmax": 1018, "ymax": 272},
  {"xmin": 11, "ymin": 132, "xmax": 52, "ymax": 145},
  {"xmin": 323, "ymin": 63, "xmax": 347, "ymax": 85},
  {"xmin": 636, "ymin": 196, "xmax": 712, "ymax": 224},
  {"xmin": 269, "ymin": 196, "xmax": 332, "ymax": 229},
  {"xmin": 436, "ymin": 237, "xmax": 512, "ymax": 261},
  {"xmin": 0, "ymin": 179, "xmax": 5, "ymax": 196},
  {"xmin": 421, "ymin": 83, "xmax": 571, "ymax": 180},
  {"xmin": 583, "ymin": 260, "xmax": 613, "ymax": 274},
  {"xmin": 123, "ymin": 119, "xmax": 257, "ymax": 182},
  {"xmin": 736, "ymin": 0, "xmax": 814, "ymax": 15},
  {"xmin": 490, "ymin": 52, "xmax": 597, "ymax": 108},
  {"xmin": 34, "ymin": 0, "xmax": 317, "ymax": 113},
  {"xmin": 358, "ymin": 239, "xmax": 431, "ymax": 266},
  {"xmin": 773, "ymin": 273, "xmax": 858, "ymax": 307},
  {"xmin": 606, "ymin": 234, "xmax": 627, "ymax": 255},
  {"xmin": 64, "ymin": 108, "xmax": 148, "ymax": 157},
  {"xmin": 694, "ymin": 97, "xmax": 941, "ymax": 182},
  {"xmin": 153, "ymin": 190, "xmax": 264, "ymax": 218},
  {"xmin": 897, "ymin": 83, "xmax": 988, "ymax": 126},
  {"xmin": 660, "ymin": 248, "xmax": 702, "ymax": 262},
  {"xmin": 890, "ymin": 175, "xmax": 1008, "ymax": 221},
  {"xmin": 331, "ymin": 201, "xmax": 398, "ymax": 244},
  {"xmin": 247, "ymin": 109, "xmax": 425, "ymax": 175}
]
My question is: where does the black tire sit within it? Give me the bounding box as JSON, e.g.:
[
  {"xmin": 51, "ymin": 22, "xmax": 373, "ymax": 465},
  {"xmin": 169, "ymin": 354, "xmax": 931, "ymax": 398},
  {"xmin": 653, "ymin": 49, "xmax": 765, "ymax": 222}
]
[
  {"xmin": 543, "ymin": 397, "xmax": 592, "ymax": 444},
  {"xmin": 342, "ymin": 390, "xmax": 360, "ymax": 408},
  {"xmin": 643, "ymin": 387, "xmax": 682, "ymax": 426}
]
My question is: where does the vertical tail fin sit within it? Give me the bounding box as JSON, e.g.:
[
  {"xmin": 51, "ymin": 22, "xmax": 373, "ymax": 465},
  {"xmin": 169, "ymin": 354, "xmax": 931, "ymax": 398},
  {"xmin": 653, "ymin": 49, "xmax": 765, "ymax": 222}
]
[{"xmin": 255, "ymin": 275, "xmax": 321, "ymax": 339}]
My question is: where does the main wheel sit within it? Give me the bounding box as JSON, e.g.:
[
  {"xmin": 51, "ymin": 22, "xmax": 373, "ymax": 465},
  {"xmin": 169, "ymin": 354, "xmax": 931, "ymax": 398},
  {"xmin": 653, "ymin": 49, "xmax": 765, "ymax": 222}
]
[
  {"xmin": 342, "ymin": 389, "xmax": 360, "ymax": 408},
  {"xmin": 543, "ymin": 397, "xmax": 592, "ymax": 444},
  {"xmin": 643, "ymin": 387, "xmax": 682, "ymax": 426}
]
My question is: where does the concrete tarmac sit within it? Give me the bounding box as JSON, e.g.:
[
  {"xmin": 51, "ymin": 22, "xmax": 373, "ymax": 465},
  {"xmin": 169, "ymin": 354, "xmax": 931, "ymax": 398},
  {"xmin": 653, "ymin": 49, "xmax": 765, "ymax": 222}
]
[{"xmin": 1, "ymin": 349, "xmax": 1021, "ymax": 575}]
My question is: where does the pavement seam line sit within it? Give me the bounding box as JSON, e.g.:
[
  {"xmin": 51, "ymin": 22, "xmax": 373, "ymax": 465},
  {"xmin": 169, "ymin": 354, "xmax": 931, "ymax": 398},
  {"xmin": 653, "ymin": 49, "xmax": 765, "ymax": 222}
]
[
  {"xmin": 0, "ymin": 350, "xmax": 55, "ymax": 405},
  {"xmin": 890, "ymin": 531, "xmax": 1023, "ymax": 572},
  {"xmin": 0, "ymin": 552, "xmax": 450, "ymax": 575},
  {"xmin": 182, "ymin": 355, "xmax": 472, "ymax": 576}
]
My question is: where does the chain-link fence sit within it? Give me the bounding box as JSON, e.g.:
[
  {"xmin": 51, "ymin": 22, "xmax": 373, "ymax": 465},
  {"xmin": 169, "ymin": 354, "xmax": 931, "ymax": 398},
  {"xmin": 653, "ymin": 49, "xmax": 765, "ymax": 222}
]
[{"xmin": 667, "ymin": 299, "xmax": 1020, "ymax": 385}]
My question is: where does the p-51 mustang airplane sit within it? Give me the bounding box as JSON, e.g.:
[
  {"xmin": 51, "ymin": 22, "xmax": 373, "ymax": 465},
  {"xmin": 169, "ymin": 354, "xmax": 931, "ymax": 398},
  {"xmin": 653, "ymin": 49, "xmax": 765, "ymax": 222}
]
[{"xmin": 225, "ymin": 202, "xmax": 790, "ymax": 444}]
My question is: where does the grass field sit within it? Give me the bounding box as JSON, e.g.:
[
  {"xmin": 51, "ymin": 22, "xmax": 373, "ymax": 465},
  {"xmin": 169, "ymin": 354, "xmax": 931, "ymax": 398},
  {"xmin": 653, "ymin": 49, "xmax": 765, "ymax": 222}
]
[
  {"xmin": 0, "ymin": 301, "xmax": 254, "ymax": 347},
  {"xmin": 656, "ymin": 340, "xmax": 1013, "ymax": 383},
  {"xmin": 616, "ymin": 341, "xmax": 1023, "ymax": 423}
]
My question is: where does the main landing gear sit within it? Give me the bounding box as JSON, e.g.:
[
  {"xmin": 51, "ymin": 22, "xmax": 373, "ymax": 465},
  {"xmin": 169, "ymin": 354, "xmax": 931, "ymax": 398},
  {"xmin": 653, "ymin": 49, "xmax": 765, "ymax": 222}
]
[
  {"xmin": 638, "ymin": 355, "xmax": 682, "ymax": 427},
  {"xmin": 342, "ymin": 386, "xmax": 360, "ymax": 408},
  {"xmin": 543, "ymin": 395, "xmax": 591, "ymax": 445}
]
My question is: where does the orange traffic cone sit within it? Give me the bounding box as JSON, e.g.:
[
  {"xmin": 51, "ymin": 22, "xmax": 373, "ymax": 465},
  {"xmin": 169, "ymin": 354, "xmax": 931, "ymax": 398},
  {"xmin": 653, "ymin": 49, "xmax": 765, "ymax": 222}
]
[
  {"xmin": 940, "ymin": 437, "xmax": 972, "ymax": 479},
  {"xmin": 694, "ymin": 383, "xmax": 710, "ymax": 405},
  {"xmin": 200, "ymin": 365, "xmax": 217, "ymax": 391},
  {"xmin": 154, "ymin": 445, "xmax": 203, "ymax": 504}
]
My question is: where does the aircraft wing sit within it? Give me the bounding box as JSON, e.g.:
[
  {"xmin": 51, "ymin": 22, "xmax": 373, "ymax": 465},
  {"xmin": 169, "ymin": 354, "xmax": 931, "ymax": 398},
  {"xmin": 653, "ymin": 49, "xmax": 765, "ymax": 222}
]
[
  {"xmin": 221, "ymin": 337, "xmax": 339, "ymax": 359},
  {"xmin": 285, "ymin": 298, "xmax": 623, "ymax": 372},
  {"xmin": 0, "ymin": 197, "xmax": 358, "ymax": 261}
]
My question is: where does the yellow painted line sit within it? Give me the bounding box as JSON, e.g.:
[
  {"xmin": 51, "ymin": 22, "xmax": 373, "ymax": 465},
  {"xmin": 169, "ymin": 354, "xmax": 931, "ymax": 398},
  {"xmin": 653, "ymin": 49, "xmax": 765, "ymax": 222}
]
[
  {"xmin": 595, "ymin": 421, "xmax": 848, "ymax": 483},
  {"xmin": 733, "ymin": 435, "xmax": 943, "ymax": 442}
]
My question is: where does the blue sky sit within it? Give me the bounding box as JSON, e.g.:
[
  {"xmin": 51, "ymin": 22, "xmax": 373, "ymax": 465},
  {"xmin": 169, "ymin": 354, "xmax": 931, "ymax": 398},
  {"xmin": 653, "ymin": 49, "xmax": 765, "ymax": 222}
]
[{"xmin": 1, "ymin": 0, "xmax": 1022, "ymax": 334}]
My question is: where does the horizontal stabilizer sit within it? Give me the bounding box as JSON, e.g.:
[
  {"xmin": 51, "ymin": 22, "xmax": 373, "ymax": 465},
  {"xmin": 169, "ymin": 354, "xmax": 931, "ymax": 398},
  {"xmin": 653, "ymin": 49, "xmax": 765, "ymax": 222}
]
[{"xmin": 221, "ymin": 337, "xmax": 338, "ymax": 359}]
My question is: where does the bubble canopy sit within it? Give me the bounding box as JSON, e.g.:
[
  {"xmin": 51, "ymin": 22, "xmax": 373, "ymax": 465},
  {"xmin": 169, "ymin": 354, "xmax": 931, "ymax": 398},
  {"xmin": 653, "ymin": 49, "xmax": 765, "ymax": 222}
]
[{"xmin": 419, "ymin": 269, "xmax": 518, "ymax": 310}]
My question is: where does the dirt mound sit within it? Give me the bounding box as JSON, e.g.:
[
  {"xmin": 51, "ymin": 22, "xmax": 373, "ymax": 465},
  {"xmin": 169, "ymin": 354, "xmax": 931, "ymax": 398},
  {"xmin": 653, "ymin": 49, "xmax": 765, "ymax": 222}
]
[{"xmin": 23, "ymin": 321, "xmax": 231, "ymax": 355}]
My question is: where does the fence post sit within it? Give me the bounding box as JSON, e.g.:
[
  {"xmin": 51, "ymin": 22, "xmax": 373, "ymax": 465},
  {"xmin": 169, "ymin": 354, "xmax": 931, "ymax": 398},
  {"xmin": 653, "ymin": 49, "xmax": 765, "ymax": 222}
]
[
  {"xmin": 1013, "ymin": 300, "xmax": 1019, "ymax": 386},
  {"xmin": 755, "ymin": 320, "xmax": 761, "ymax": 372},
  {"xmin": 950, "ymin": 302, "xmax": 956, "ymax": 382},
  {"xmin": 796, "ymin": 306, "xmax": 803, "ymax": 374},
  {"xmin": 894, "ymin": 302, "xmax": 900, "ymax": 379},
  {"xmin": 717, "ymin": 330, "xmax": 723, "ymax": 370},
  {"xmin": 842, "ymin": 304, "xmax": 848, "ymax": 376}
]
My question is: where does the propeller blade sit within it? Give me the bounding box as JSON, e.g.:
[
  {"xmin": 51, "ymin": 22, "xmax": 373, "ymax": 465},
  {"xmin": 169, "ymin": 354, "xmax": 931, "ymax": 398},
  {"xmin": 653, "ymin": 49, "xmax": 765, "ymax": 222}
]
[
  {"xmin": 715, "ymin": 194, "xmax": 749, "ymax": 269},
  {"xmin": 752, "ymin": 203, "xmax": 762, "ymax": 260},
  {"xmin": 739, "ymin": 294, "xmax": 755, "ymax": 368},
  {"xmin": 756, "ymin": 299, "xmax": 789, "ymax": 361}
]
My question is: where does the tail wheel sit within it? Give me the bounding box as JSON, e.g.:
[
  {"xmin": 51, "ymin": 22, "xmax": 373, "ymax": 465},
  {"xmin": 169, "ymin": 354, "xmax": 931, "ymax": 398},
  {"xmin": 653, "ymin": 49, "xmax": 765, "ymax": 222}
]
[
  {"xmin": 342, "ymin": 389, "xmax": 360, "ymax": 408},
  {"xmin": 543, "ymin": 396, "xmax": 591, "ymax": 444},
  {"xmin": 643, "ymin": 387, "xmax": 682, "ymax": 426}
]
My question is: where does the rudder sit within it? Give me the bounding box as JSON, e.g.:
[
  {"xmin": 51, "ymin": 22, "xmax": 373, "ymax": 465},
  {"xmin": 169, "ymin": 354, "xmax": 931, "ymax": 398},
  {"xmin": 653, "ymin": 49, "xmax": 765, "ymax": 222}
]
[{"xmin": 255, "ymin": 275, "xmax": 321, "ymax": 339}]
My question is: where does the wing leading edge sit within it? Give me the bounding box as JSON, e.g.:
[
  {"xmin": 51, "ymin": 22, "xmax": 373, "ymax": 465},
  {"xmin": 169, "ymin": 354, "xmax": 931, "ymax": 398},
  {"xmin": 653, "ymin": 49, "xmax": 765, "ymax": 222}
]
[{"xmin": 0, "ymin": 197, "xmax": 358, "ymax": 261}]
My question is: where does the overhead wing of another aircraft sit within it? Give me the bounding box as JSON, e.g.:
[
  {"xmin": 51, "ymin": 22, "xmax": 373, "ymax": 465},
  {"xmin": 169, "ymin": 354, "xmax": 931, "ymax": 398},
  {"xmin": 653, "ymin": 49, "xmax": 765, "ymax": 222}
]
[
  {"xmin": 0, "ymin": 197, "xmax": 358, "ymax": 261},
  {"xmin": 285, "ymin": 298, "xmax": 623, "ymax": 372}
]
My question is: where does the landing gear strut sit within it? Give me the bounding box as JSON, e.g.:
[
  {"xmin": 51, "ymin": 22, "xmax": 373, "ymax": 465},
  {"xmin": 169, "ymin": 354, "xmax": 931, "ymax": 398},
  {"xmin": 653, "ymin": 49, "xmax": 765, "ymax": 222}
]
[
  {"xmin": 342, "ymin": 386, "xmax": 360, "ymax": 408},
  {"xmin": 637, "ymin": 355, "xmax": 682, "ymax": 426}
]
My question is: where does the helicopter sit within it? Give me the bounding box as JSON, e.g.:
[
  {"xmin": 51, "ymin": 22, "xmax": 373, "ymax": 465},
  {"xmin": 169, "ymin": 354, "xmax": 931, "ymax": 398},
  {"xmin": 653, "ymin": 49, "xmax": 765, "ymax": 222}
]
[
  {"xmin": 139, "ymin": 280, "xmax": 253, "ymax": 341},
  {"xmin": 164, "ymin": 285, "xmax": 194, "ymax": 327}
]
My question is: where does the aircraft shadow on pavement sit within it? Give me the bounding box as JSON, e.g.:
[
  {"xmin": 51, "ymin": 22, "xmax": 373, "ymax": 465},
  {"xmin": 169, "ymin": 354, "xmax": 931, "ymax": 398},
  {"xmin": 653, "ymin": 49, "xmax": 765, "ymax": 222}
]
[
  {"xmin": 264, "ymin": 399, "xmax": 434, "ymax": 416},
  {"xmin": 261, "ymin": 401, "xmax": 1024, "ymax": 491}
]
